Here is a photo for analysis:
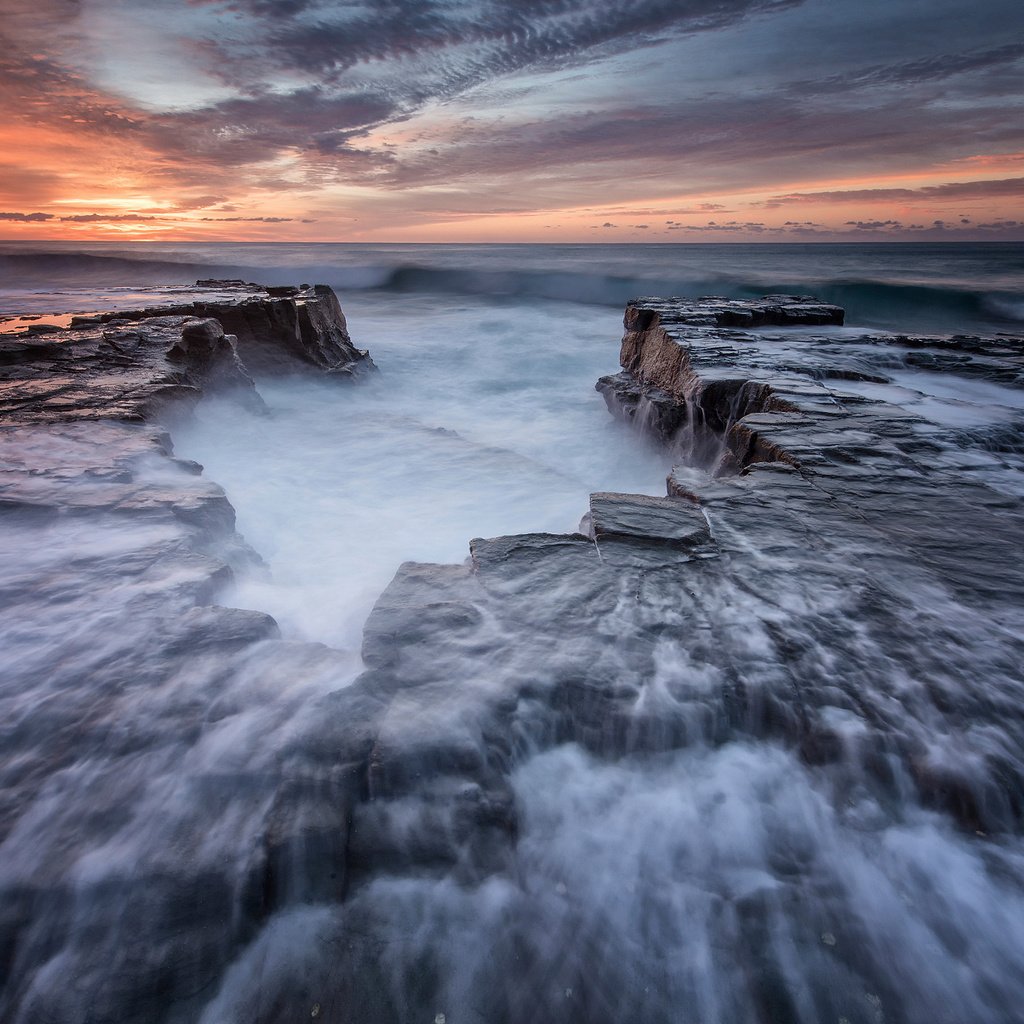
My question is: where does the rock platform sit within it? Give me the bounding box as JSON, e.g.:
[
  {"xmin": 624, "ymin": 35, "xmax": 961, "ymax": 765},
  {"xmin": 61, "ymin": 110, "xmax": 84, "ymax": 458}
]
[
  {"xmin": 2, "ymin": 289, "xmax": 1024, "ymax": 1023},
  {"xmin": 0, "ymin": 282, "xmax": 379, "ymax": 1022},
  {"xmin": 288, "ymin": 295, "xmax": 1024, "ymax": 1019},
  {"xmin": 0, "ymin": 281, "xmax": 374, "ymax": 427}
]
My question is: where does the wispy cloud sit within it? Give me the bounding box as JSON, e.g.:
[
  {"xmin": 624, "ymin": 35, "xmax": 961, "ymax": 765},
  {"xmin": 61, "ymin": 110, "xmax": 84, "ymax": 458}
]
[
  {"xmin": 761, "ymin": 176, "xmax": 1024, "ymax": 207},
  {"xmin": 56, "ymin": 212, "xmax": 302, "ymax": 223},
  {"xmin": 792, "ymin": 41, "xmax": 1024, "ymax": 92},
  {"xmin": 0, "ymin": 0, "xmax": 1021, "ymax": 239}
]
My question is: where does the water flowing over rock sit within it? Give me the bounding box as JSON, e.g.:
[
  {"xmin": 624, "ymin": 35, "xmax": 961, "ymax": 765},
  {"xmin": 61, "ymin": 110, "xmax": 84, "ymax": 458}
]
[
  {"xmin": 299, "ymin": 296, "xmax": 1024, "ymax": 1023},
  {"xmin": 2, "ymin": 289, "xmax": 1024, "ymax": 1024},
  {"xmin": 0, "ymin": 284, "xmax": 379, "ymax": 1023}
]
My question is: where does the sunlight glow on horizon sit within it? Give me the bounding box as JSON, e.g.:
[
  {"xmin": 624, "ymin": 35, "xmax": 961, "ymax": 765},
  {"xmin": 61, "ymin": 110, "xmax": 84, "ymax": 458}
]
[{"xmin": 1, "ymin": 0, "xmax": 1021, "ymax": 243}]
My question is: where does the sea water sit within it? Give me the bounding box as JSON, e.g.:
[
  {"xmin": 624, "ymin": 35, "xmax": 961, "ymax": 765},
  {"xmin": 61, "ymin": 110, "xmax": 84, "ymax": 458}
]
[{"xmin": 2, "ymin": 239, "xmax": 1023, "ymax": 332}]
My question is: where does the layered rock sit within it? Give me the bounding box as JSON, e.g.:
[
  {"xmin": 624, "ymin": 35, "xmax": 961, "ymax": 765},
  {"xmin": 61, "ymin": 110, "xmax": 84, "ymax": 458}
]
[
  {"xmin": 0, "ymin": 316, "xmax": 260, "ymax": 424},
  {"xmin": 62, "ymin": 280, "xmax": 376, "ymax": 379},
  {"xmin": 597, "ymin": 294, "xmax": 1023, "ymax": 473},
  {"xmin": 260, "ymin": 296, "xmax": 1024, "ymax": 1021},
  {"xmin": 0, "ymin": 281, "xmax": 376, "ymax": 425},
  {"xmin": 3, "ymin": 286, "xmax": 1024, "ymax": 1024},
  {"xmin": 0, "ymin": 282, "xmax": 379, "ymax": 1024}
]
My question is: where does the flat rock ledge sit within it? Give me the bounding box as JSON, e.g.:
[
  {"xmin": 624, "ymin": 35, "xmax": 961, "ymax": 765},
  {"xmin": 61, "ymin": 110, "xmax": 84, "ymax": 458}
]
[
  {"xmin": 597, "ymin": 293, "xmax": 1022, "ymax": 474},
  {"xmin": 62, "ymin": 281, "xmax": 376, "ymax": 379}
]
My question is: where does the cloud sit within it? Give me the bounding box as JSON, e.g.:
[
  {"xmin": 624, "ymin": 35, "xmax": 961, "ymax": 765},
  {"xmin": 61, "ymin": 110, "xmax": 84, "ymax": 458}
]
[
  {"xmin": 146, "ymin": 88, "xmax": 400, "ymax": 167},
  {"xmin": 0, "ymin": 211, "xmax": 54, "ymax": 222},
  {"xmin": 1, "ymin": 0, "xmax": 1021, "ymax": 238},
  {"xmin": 761, "ymin": 177, "xmax": 1024, "ymax": 207},
  {"xmin": 844, "ymin": 219, "xmax": 901, "ymax": 229},
  {"xmin": 379, "ymin": 89, "xmax": 1020, "ymax": 201},
  {"xmin": 0, "ymin": 163, "xmax": 66, "ymax": 207},
  {"xmin": 57, "ymin": 212, "xmax": 298, "ymax": 223},
  {"xmin": 198, "ymin": 216, "xmax": 299, "ymax": 222},
  {"xmin": 58, "ymin": 213, "xmax": 162, "ymax": 222},
  {"xmin": 666, "ymin": 220, "xmax": 776, "ymax": 232},
  {"xmin": 191, "ymin": 0, "xmax": 805, "ymax": 90},
  {"xmin": 794, "ymin": 41, "xmax": 1024, "ymax": 93}
]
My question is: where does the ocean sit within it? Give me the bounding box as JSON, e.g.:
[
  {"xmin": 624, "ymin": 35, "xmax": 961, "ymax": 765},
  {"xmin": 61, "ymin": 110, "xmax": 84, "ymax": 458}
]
[
  {"xmin": 2, "ymin": 239, "xmax": 1024, "ymax": 330},
  {"xmin": 1, "ymin": 241, "xmax": 1024, "ymax": 1023}
]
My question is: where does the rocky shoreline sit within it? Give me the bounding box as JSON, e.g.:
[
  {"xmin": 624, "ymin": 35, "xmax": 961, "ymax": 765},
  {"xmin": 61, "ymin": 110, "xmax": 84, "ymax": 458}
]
[
  {"xmin": 2, "ymin": 287, "xmax": 1024, "ymax": 1022},
  {"xmin": 0, "ymin": 282, "xmax": 378, "ymax": 1020}
]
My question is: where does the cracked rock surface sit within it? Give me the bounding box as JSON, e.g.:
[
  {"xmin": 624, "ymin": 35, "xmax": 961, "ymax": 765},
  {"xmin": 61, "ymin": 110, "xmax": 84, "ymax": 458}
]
[{"xmin": 3, "ymin": 291, "xmax": 1024, "ymax": 1024}]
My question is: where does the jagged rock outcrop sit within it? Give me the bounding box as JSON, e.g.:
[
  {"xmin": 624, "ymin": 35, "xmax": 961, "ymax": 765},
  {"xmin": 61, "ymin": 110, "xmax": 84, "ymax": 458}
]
[
  {"xmin": 597, "ymin": 294, "xmax": 1023, "ymax": 475},
  {"xmin": 597, "ymin": 296, "xmax": 836, "ymax": 470},
  {"xmin": 0, "ymin": 282, "xmax": 377, "ymax": 425},
  {"xmin": 63, "ymin": 281, "xmax": 376, "ymax": 378}
]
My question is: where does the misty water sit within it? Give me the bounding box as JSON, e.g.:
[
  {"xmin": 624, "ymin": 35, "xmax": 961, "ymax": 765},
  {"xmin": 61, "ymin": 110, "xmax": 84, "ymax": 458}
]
[
  {"xmin": 2, "ymin": 244, "xmax": 1024, "ymax": 1023},
  {"xmin": 172, "ymin": 296, "xmax": 668, "ymax": 647}
]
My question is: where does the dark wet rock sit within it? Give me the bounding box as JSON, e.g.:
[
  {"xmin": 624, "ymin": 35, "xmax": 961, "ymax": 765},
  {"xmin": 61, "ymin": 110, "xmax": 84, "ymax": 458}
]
[
  {"xmin": 171, "ymin": 605, "xmax": 281, "ymax": 653},
  {"xmin": 599, "ymin": 295, "xmax": 1024, "ymax": 472},
  {"xmin": 0, "ymin": 315, "xmax": 260, "ymax": 424},
  {"xmin": 595, "ymin": 370, "xmax": 687, "ymax": 438},
  {"xmin": 0, "ymin": 417, "xmax": 385, "ymax": 1024},
  {"xmin": 195, "ymin": 278, "xmax": 259, "ymax": 289},
  {"xmin": 3, "ymin": 287, "xmax": 1024, "ymax": 1023},
  {"xmin": 623, "ymin": 294, "xmax": 845, "ymax": 330},
  {"xmin": 0, "ymin": 285, "xmax": 381, "ymax": 1024},
  {"xmin": 1, "ymin": 282, "xmax": 377, "ymax": 428},
  {"xmin": 586, "ymin": 491, "xmax": 711, "ymax": 548},
  {"xmin": 328, "ymin": 293, "xmax": 1024, "ymax": 940},
  {"xmin": 55, "ymin": 280, "xmax": 377, "ymax": 379}
]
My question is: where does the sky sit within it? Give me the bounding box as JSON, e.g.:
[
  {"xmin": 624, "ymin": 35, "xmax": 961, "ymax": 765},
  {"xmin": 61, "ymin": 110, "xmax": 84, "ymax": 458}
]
[{"xmin": 1, "ymin": 0, "xmax": 1022, "ymax": 242}]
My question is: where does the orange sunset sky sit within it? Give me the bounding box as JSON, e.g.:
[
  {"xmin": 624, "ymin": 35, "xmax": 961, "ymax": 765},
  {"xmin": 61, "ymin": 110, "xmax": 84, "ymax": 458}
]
[{"xmin": 1, "ymin": 0, "xmax": 1022, "ymax": 243}]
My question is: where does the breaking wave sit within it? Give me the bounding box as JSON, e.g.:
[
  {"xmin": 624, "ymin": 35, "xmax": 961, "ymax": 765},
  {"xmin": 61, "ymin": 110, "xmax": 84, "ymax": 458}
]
[{"xmin": 1, "ymin": 248, "xmax": 1022, "ymax": 332}]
